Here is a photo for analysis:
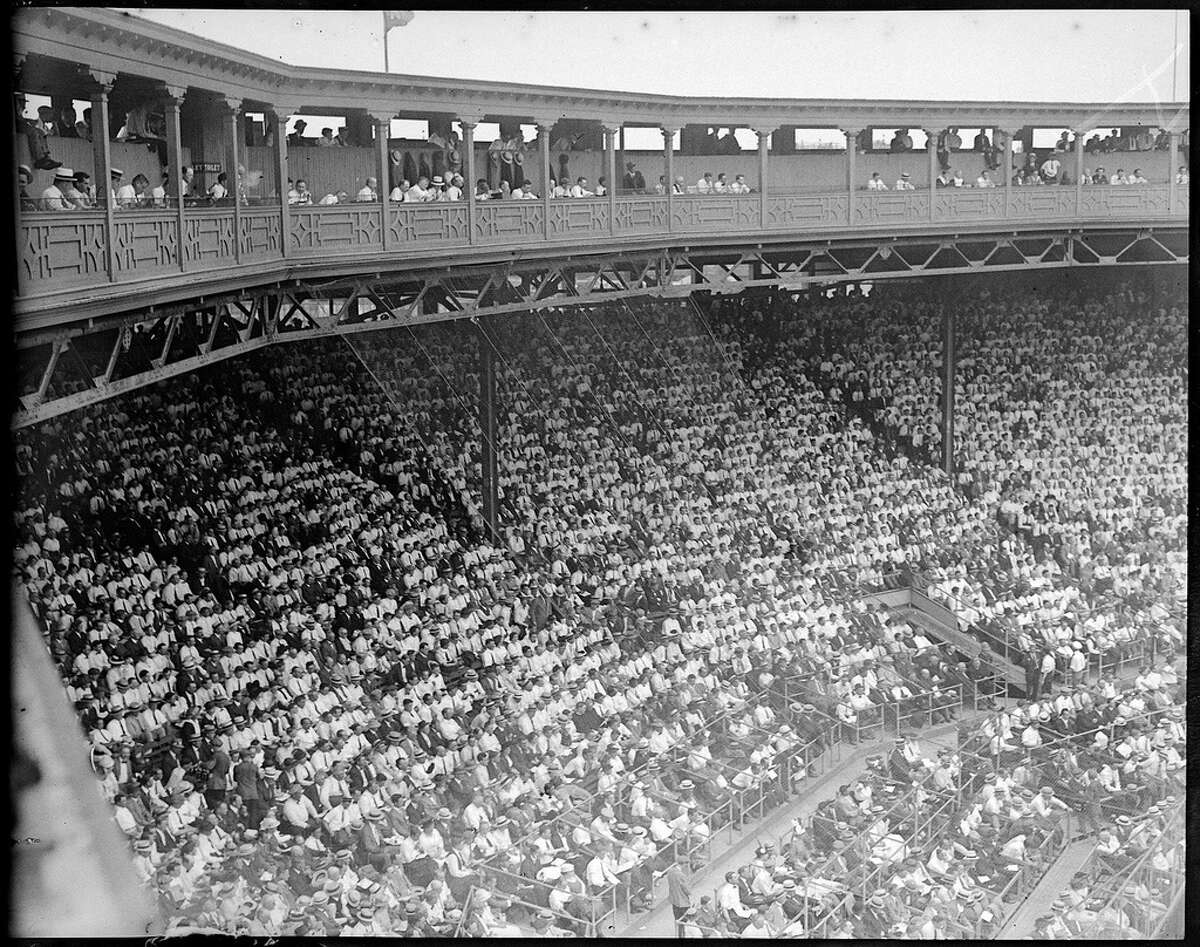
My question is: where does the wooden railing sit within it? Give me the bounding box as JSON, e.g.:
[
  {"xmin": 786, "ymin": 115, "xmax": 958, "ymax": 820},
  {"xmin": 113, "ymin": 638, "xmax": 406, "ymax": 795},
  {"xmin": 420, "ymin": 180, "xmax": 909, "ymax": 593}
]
[{"xmin": 16, "ymin": 184, "xmax": 1188, "ymax": 304}]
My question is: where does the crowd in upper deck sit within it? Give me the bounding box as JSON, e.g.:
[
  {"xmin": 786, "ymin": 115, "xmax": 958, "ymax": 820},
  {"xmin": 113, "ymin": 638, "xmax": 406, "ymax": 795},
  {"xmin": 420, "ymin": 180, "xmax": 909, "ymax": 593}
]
[{"xmin": 13, "ymin": 270, "xmax": 1185, "ymax": 935}]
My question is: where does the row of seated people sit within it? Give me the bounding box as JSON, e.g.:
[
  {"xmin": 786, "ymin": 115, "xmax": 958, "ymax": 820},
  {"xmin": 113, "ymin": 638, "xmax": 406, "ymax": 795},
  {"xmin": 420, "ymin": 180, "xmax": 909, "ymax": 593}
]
[
  {"xmin": 708, "ymin": 282, "xmax": 1184, "ymax": 684},
  {"xmin": 711, "ymin": 673, "xmax": 1185, "ymax": 939},
  {"xmin": 13, "ymin": 287, "xmax": 1179, "ymax": 927},
  {"xmin": 12, "ymin": 324, "xmax": 990, "ymax": 934}
]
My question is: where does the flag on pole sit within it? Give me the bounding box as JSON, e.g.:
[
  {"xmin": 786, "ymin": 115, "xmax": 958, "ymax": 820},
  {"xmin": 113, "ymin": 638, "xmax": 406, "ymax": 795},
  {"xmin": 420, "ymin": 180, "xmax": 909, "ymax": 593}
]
[
  {"xmin": 384, "ymin": 10, "xmax": 414, "ymax": 33},
  {"xmin": 382, "ymin": 11, "xmax": 413, "ymax": 73}
]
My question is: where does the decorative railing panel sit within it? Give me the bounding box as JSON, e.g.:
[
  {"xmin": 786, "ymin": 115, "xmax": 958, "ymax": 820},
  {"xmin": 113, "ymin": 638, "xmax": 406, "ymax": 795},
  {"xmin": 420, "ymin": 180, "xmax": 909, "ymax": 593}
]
[
  {"xmin": 764, "ymin": 194, "xmax": 850, "ymax": 229},
  {"xmin": 183, "ymin": 209, "xmax": 236, "ymax": 267},
  {"xmin": 1079, "ymin": 183, "xmax": 1171, "ymax": 217},
  {"xmin": 239, "ymin": 208, "xmax": 283, "ymax": 261},
  {"xmin": 1007, "ymin": 186, "xmax": 1078, "ymax": 218},
  {"xmin": 288, "ymin": 205, "xmax": 384, "ymax": 253},
  {"xmin": 933, "ymin": 187, "xmax": 1007, "ymax": 221},
  {"xmin": 547, "ymin": 198, "xmax": 610, "ymax": 240},
  {"xmin": 110, "ymin": 211, "xmax": 180, "ymax": 278},
  {"xmin": 853, "ymin": 191, "xmax": 930, "ymax": 225},
  {"xmin": 15, "ymin": 188, "xmax": 1187, "ymax": 305},
  {"xmin": 613, "ymin": 197, "xmax": 669, "ymax": 236},
  {"xmin": 672, "ymin": 195, "xmax": 761, "ymax": 233},
  {"xmin": 474, "ymin": 201, "xmax": 545, "ymax": 242},
  {"xmin": 389, "ymin": 204, "xmax": 471, "ymax": 248},
  {"xmin": 19, "ymin": 211, "xmax": 108, "ymax": 292}
]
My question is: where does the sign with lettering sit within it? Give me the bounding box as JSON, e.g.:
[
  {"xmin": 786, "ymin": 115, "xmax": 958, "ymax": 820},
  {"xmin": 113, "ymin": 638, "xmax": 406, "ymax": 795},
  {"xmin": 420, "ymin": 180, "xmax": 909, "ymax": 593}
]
[{"xmin": 194, "ymin": 163, "xmax": 222, "ymax": 173}]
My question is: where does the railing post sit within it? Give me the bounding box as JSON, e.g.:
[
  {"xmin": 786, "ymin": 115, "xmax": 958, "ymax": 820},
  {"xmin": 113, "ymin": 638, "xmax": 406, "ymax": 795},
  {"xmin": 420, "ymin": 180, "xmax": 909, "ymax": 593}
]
[
  {"xmin": 12, "ymin": 56, "xmax": 26, "ymax": 295},
  {"xmin": 843, "ymin": 128, "xmax": 859, "ymax": 224},
  {"xmin": 219, "ymin": 96, "xmax": 242, "ymax": 265},
  {"xmin": 461, "ymin": 117, "xmax": 479, "ymax": 246},
  {"xmin": 663, "ymin": 125, "xmax": 678, "ymax": 232},
  {"xmin": 369, "ymin": 112, "xmax": 393, "ymax": 252},
  {"xmin": 1074, "ymin": 128, "xmax": 1085, "ymax": 215},
  {"xmin": 927, "ymin": 127, "xmax": 938, "ymax": 220},
  {"xmin": 1168, "ymin": 131, "xmax": 1179, "ymax": 213},
  {"xmin": 1003, "ymin": 129, "xmax": 1014, "ymax": 218},
  {"xmin": 756, "ymin": 127, "xmax": 773, "ymax": 226},
  {"xmin": 603, "ymin": 121, "xmax": 620, "ymax": 234},
  {"xmin": 271, "ymin": 107, "xmax": 294, "ymax": 259},
  {"xmin": 89, "ymin": 69, "xmax": 117, "ymax": 283},
  {"xmin": 536, "ymin": 120, "xmax": 553, "ymax": 240},
  {"xmin": 161, "ymin": 85, "xmax": 187, "ymax": 273}
]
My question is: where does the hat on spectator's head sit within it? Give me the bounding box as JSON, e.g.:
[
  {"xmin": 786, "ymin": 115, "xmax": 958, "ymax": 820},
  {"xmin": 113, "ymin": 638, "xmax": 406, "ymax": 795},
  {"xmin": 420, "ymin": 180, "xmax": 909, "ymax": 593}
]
[
  {"xmin": 110, "ymin": 168, "xmax": 124, "ymax": 178},
  {"xmin": 53, "ymin": 168, "xmax": 75, "ymax": 182}
]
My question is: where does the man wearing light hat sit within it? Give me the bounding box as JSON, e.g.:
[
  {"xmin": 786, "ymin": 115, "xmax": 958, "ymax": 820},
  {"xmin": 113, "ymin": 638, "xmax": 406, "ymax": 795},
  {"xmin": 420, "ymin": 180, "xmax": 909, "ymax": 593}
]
[
  {"xmin": 894, "ymin": 171, "xmax": 916, "ymax": 191},
  {"xmin": 40, "ymin": 168, "xmax": 77, "ymax": 211}
]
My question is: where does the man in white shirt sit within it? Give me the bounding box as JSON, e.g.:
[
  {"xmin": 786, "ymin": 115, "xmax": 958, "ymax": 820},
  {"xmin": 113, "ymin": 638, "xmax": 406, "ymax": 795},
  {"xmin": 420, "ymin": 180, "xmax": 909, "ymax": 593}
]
[
  {"xmin": 1039, "ymin": 155, "xmax": 1062, "ymax": 183},
  {"xmin": 569, "ymin": 177, "xmax": 594, "ymax": 198},
  {"xmin": 354, "ymin": 177, "xmax": 378, "ymax": 202},
  {"xmin": 288, "ymin": 179, "xmax": 312, "ymax": 205},
  {"xmin": 866, "ymin": 172, "xmax": 888, "ymax": 191},
  {"xmin": 975, "ymin": 170, "xmax": 995, "ymax": 188},
  {"xmin": 894, "ymin": 172, "xmax": 915, "ymax": 191},
  {"xmin": 317, "ymin": 190, "xmax": 348, "ymax": 206},
  {"xmin": 1127, "ymin": 168, "xmax": 1147, "ymax": 184},
  {"xmin": 695, "ymin": 172, "xmax": 714, "ymax": 194},
  {"xmin": 40, "ymin": 168, "xmax": 76, "ymax": 211},
  {"xmin": 405, "ymin": 176, "xmax": 431, "ymax": 202}
]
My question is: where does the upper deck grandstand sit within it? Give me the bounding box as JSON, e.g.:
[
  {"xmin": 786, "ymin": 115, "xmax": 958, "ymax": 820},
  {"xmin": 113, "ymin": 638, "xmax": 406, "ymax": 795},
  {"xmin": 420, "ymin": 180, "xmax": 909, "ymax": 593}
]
[{"xmin": 9, "ymin": 8, "xmax": 1187, "ymax": 940}]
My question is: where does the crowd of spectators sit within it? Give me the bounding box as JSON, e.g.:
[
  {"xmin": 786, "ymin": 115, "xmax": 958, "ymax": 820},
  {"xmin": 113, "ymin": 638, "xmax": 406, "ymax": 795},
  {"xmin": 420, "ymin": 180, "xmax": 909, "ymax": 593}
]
[{"xmin": 13, "ymin": 268, "xmax": 1185, "ymax": 936}]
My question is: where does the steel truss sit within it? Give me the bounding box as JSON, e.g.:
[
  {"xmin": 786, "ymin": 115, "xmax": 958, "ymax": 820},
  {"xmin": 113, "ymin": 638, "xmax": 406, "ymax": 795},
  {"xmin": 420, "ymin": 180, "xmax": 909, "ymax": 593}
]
[{"xmin": 13, "ymin": 227, "xmax": 1187, "ymax": 429}]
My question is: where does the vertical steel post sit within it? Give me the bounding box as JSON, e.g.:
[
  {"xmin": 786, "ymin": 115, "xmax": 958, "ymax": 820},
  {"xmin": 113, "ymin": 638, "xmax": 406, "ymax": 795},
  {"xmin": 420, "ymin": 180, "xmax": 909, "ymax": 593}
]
[
  {"xmin": 462, "ymin": 119, "xmax": 477, "ymax": 245},
  {"xmin": 478, "ymin": 319, "xmax": 500, "ymax": 540},
  {"xmin": 941, "ymin": 304, "xmax": 956, "ymax": 476}
]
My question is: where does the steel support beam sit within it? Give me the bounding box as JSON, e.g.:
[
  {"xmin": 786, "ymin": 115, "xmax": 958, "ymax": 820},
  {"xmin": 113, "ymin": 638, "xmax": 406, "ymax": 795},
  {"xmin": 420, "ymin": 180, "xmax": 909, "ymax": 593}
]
[
  {"xmin": 941, "ymin": 303, "xmax": 956, "ymax": 477},
  {"xmin": 477, "ymin": 319, "xmax": 500, "ymax": 540}
]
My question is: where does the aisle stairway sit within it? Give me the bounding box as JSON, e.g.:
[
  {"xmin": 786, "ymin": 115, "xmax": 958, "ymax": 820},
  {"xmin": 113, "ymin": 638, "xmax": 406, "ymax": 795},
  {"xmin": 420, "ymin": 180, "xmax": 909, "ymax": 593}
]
[
  {"xmin": 995, "ymin": 840, "xmax": 1095, "ymax": 939},
  {"xmin": 614, "ymin": 713, "xmax": 982, "ymax": 938}
]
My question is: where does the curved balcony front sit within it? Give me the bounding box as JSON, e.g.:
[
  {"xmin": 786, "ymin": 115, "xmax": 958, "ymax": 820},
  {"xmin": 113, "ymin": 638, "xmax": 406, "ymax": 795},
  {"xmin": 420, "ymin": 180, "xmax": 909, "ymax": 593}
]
[{"xmin": 16, "ymin": 184, "xmax": 1188, "ymax": 325}]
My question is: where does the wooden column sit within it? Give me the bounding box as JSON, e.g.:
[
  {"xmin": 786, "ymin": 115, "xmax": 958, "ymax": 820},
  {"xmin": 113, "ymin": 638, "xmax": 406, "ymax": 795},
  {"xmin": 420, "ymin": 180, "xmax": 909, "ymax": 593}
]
[
  {"xmin": 603, "ymin": 122, "xmax": 619, "ymax": 234},
  {"xmin": 161, "ymin": 86, "xmax": 187, "ymax": 273},
  {"xmin": 220, "ymin": 97, "xmax": 242, "ymax": 264},
  {"xmin": 13, "ymin": 57, "xmax": 27, "ymax": 294},
  {"xmin": 370, "ymin": 113, "xmax": 392, "ymax": 251},
  {"xmin": 90, "ymin": 70, "xmax": 117, "ymax": 282},
  {"xmin": 756, "ymin": 128, "xmax": 773, "ymax": 224},
  {"xmin": 462, "ymin": 119, "xmax": 478, "ymax": 246},
  {"xmin": 663, "ymin": 126, "xmax": 677, "ymax": 233},
  {"xmin": 1074, "ymin": 128, "xmax": 1085, "ymax": 215},
  {"xmin": 1168, "ymin": 131, "xmax": 1179, "ymax": 213},
  {"xmin": 478, "ymin": 319, "xmax": 500, "ymax": 540},
  {"xmin": 537, "ymin": 121, "xmax": 553, "ymax": 240},
  {"xmin": 926, "ymin": 128, "xmax": 938, "ymax": 220},
  {"xmin": 844, "ymin": 128, "xmax": 858, "ymax": 226},
  {"xmin": 1002, "ymin": 130, "xmax": 1014, "ymax": 219},
  {"xmin": 271, "ymin": 108, "xmax": 294, "ymax": 259}
]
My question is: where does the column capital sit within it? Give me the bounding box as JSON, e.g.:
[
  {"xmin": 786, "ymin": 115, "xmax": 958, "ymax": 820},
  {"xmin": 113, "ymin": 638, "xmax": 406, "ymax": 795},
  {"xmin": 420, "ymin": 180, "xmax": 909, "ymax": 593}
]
[
  {"xmin": 530, "ymin": 116, "xmax": 559, "ymax": 131},
  {"xmin": 754, "ymin": 127, "xmax": 777, "ymax": 140},
  {"xmin": 215, "ymin": 95, "xmax": 243, "ymax": 116},
  {"xmin": 457, "ymin": 112, "xmax": 486, "ymax": 128},
  {"xmin": 88, "ymin": 68, "xmax": 118, "ymax": 94},
  {"xmin": 365, "ymin": 110, "xmax": 394, "ymax": 127},
  {"xmin": 268, "ymin": 105, "xmax": 304, "ymax": 122},
  {"xmin": 599, "ymin": 120, "xmax": 623, "ymax": 136},
  {"xmin": 660, "ymin": 125, "xmax": 682, "ymax": 138},
  {"xmin": 159, "ymin": 84, "xmax": 187, "ymax": 107},
  {"xmin": 839, "ymin": 127, "xmax": 863, "ymax": 139}
]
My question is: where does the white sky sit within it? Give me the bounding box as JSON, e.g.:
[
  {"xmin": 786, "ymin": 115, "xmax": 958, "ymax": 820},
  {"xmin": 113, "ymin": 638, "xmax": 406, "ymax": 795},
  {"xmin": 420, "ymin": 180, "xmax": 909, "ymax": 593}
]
[{"xmin": 113, "ymin": 9, "xmax": 1189, "ymax": 105}]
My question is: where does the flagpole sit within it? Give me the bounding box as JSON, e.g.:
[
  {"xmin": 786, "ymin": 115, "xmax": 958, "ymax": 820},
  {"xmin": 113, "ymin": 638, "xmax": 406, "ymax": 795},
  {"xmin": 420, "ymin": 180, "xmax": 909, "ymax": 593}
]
[{"xmin": 383, "ymin": 14, "xmax": 390, "ymax": 74}]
